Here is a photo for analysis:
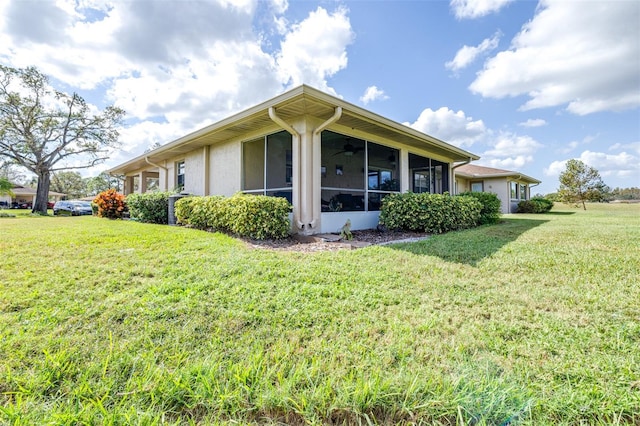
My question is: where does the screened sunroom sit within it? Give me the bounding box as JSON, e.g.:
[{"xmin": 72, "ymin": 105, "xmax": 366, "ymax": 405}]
[{"xmin": 109, "ymin": 85, "xmax": 478, "ymax": 235}]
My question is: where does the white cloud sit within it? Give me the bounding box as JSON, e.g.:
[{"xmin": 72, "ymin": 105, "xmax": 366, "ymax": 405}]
[
  {"xmin": 405, "ymin": 107, "xmax": 486, "ymax": 147},
  {"xmin": 0, "ymin": 0, "xmax": 355, "ymax": 160},
  {"xmin": 544, "ymin": 150, "xmax": 640, "ymax": 183},
  {"xmin": 519, "ymin": 118, "xmax": 547, "ymax": 128},
  {"xmin": 544, "ymin": 160, "xmax": 567, "ymax": 177},
  {"xmin": 609, "ymin": 141, "xmax": 640, "ymax": 156},
  {"xmin": 450, "ymin": 0, "xmax": 513, "ymax": 19},
  {"xmin": 276, "ymin": 6, "xmax": 353, "ymax": 94},
  {"xmin": 445, "ymin": 31, "xmax": 501, "ymax": 71},
  {"xmin": 470, "ymin": 0, "xmax": 640, "ymax": 115},
  {"xmin": 481, "ymin": 132, "xmax": 543, "ymax": 169},
  {"xmin": 360, "ymin": 86, "xmax": 389, "ymax": 105},
  {"xmin": 557, "ymin": 140, "xmax": 580, "ymax": 155}
]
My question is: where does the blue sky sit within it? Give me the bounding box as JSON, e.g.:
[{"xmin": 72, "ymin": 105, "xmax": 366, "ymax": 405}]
[{"xmin": 1, "ymin": 0, "xmax": 638, "ymax": 194}]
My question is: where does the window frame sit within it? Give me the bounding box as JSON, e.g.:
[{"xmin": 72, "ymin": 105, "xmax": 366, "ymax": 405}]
[
  {"xmin": 241, "ymin": 131, "xmax": 293, "ymax": 203},
  {"xmin": 408, "ymin": 153, "xmax": 450, "ymax": 195},
  {"xmin": 470, "ymin": 181, "xmax": 484, "ymax": 193},
  {"xmin": 320, "ymin": 131, "xmax": 401, "ymax": 212},
  {"xmin": 510, "ymin": 181, "xmax": 518, "ymax": 200},
  {"xmin": 176, "ymin": 160, "xmax": 185, "ymax": 191},
  {"xmin": 520, "ymin": 184, "xmax": 527, "ymax": 200}
]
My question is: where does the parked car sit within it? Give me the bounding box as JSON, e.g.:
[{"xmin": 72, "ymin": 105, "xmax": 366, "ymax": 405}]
[
  {"xmin": 11, "ymin": 201, "xmax": 32, "ymax": 209},
  {"xmin": 53, "ymin": 200, "xmax": 93, "ymax": 216}
]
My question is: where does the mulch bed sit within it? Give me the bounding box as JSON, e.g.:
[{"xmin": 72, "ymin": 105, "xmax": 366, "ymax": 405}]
[{"xmin": 241, "ymin": 229, "xmax": 431, "ymax": 252}]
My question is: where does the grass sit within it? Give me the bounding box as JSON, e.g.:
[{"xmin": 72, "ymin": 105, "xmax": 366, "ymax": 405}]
[{"xmin": 0, "ymin": 203, "xmax": 638, "ymax": 424}]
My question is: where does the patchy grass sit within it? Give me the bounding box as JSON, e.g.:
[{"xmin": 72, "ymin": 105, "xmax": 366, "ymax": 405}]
[{"xmin": 0, "ymin": 204, "xmax": 638, "ymax": 424}]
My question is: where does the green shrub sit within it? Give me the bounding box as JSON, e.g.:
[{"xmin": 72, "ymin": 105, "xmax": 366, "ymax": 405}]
[
  {"xmin": 380, "ymin": 192, "xmax": 482, "ymax": 233},
  {"xmin": 224, "ymin": 193, "xmax": 291, "ymax": 239},
  {"xmin": 458, "ymin": 191, "xmax": 501, "ymax": 224},
  {"xmin": 517, "ymin": 197, "xmax": 554, "ymax": 213},
  {"xmin": 174, "ymin": 196, "xmax": 196, "ymax": 226},
  {"xmin": 175, "ymin": 195, "xmax": 225, "ymax": 229},
  {"xmin": 175, "ymin": 193, "xmax": 291, "ymax": 239},
  {"xmin": 126, "ymin": 191, "xmax": 172, "ymax": 224},
  {"xmin": 93, "ymin": 189, "xmax": 126, "ymax": 219}
]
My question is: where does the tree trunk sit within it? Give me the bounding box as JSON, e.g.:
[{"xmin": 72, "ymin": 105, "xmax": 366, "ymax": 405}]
[
  {"xmin": 582, "ymin": 199, "xmax": 587, "ymax": 210},
  {"xmin": 32, "ymin": 171, "xmax": 50, "ymax": 215}
]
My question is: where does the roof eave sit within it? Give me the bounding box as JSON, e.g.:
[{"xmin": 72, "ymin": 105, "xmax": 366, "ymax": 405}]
[{"xmin": 109, "ymin": 84, "xmax": 480, "ymax": 174}]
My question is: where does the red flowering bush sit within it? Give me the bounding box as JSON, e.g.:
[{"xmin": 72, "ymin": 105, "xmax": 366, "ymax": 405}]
[{"xmin": 93, "ymin": 189, "xmax": 127, "ymax": 219}]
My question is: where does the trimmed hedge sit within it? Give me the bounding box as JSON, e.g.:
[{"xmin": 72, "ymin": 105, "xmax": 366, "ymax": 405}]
[
  {"xmin": 458, "ymin": 191, "xmax": 501, "ymax": 224},
  {"xmin": 126, "ymin": 191, "xmax": 172, "ymax": 224},
  {"xmin": 175, "ymin": 193, "xmax": 291, "ymax": 239},
  {"xmin": 379, "ymin": 192, "xmax": 482, "ymax": 233},
  {"xmin": 517, "ymin": 197, "xmax": 554, "ymax": 213}
]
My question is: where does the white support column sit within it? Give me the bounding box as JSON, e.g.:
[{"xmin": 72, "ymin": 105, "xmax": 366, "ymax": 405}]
[
  {"xmin": 139, "ymin": 172, "xmax": 147, "ymax": 193},
  {"xmin": 124, "ymin": 176, "xmax": 135, "ymax": 195},
  {"xmin": 400, "ymin": 149, "xmax": 410, "ymax": 193},
  {"xmin": 300, "ymin": 128, "xmax": 314, "ymax": 234}
]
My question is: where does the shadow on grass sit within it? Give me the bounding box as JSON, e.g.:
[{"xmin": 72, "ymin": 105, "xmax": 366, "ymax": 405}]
[
  {"xmin": 545, "ymin": 211, "xmax": 576, "ymax": 216},
  {"xmin": 386, "ymin": 217, "xmax": 548, "ymax": 266}
]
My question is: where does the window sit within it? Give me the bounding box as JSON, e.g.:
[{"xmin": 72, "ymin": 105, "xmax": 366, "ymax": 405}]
[
  {"xmin": 367, "ymin": 142, "xmax": 399, "ymax": 211},
  {"xmin": 471, "ymin": 181, "xmax": 484, "ymax": 192},
  {"xmin": 409, "ymin": 153, "xmax": 449, "ymax": 194},
  {"xmin": 146, "ymin": 177, "xmax": 159, "ymax": 192},
  {"xmin": 320, "ymin": 130, "xmax": 400, "ymax": 212},
  {"xmin": 520, "ymin": 184, "xmax": 527, "ymax": 200},
  {"xmin": 242, "ymin": 131, "xmax": 292, "ymax": 203},
  {"xmin": 510, "ymin": 181, "xmax": 518, "ymax": 199},
  {"xmin": 176, "ymin": 161, "xmax": 185, "ymax": 191}
]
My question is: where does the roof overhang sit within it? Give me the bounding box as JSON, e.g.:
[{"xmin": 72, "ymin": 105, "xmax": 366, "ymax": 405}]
[
  {"xmin": 455, "ymin": 170, "xmax": 541, "ymax": 184},
  {"xmin": 109, "ymin": 85, "xmax": 480, "ymax": 175}
]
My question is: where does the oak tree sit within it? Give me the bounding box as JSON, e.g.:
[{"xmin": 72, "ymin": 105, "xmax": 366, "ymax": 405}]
[{"xmin": 0, "ymin": 65, "xmax": 124, "ymax": 214}]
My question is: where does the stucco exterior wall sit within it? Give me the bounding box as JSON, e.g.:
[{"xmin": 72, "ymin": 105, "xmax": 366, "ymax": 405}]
[
  {"xmin": 453, "ymin": 176, "xmax": 512, "ymax": 214},
  {"xmin": 456, "ymin": 177, "xmax": 470, "ymax": 194},
  {"xmin": 479, "ymin": 178, "xmax": 506, "ymax": 214},
  {"xmin": 183, "ymin": 150, "xmax": 204, "ymax": 195},
  {"xmin": 166, "ymin": 161, "xmax": 176, "ymax": 192},
  {"xmin": 210, "ymin": 140, "xmax": 241, "ymax": 196}
]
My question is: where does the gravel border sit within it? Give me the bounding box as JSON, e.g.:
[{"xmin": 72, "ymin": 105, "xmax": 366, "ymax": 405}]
[{"xmin": 242, "ymin": 230, "xmax": 431, "ymax": 252}]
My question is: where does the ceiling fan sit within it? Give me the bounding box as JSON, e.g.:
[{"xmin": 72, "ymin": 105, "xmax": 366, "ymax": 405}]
[{"xmin": 333, "ymin": 139, "xmax": 364, "ymax": 156}]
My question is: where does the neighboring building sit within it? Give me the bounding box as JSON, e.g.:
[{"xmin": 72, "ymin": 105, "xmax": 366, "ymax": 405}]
[
  {"xmin": 454, "ymin": 164, "xmax": 541, "ymax": 214},
  {"xmin": 0, "ymin": 184, "xmax": 66, "ymax": 209},
  {"xmin": 108, "ymin": 85, "xmax": 480, "ymax": 235}
]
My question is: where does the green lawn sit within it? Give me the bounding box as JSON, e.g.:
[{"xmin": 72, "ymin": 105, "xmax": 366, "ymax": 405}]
[{"xmin": 1, "ymin": 204, "xmax": 638, "ymax": 424}]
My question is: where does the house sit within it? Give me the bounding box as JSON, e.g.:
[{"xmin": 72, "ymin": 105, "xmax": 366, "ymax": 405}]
[
  {"xmin": 0, "ymin": 184, "xmax": 66, "ymax": 209},
  {"xmin": 454, "ymin": 164, "xmax": 541, "ymax": 214},
  {"xmin": 108, "ymin": 85, "xmax": 480, "ymax": 235}
]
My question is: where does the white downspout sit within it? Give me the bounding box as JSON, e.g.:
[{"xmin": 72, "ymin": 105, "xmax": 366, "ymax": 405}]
[
  {"xmin": 145, "ymin": 156, "xmax": 168, "ymax": 191},
  {"xmin": 451, "ymin": 157, "xmax": 473, "ymax": 195},
  {"xmin": 268, "ymin": 107, "xmax": 304, "ymax": 230},
  {"xmin": 451, "ymin": 157, "xmax": 473, "ymax": 170},
  {"xmin": 310, "ymin": 107, "xmax": 342, "ymax": 229}
]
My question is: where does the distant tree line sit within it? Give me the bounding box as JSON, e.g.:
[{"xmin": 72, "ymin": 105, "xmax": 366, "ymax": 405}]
[
  {"xmin": 0, "ymin": 162, "xmax": 123, "ymax": 200},
  {"xmin": 608, "ymin": 187, "xmax": 640, "ymax": 200},
  {"xmin": 541, "ymin": 159, "xmax": 639, "ymax": 208}
]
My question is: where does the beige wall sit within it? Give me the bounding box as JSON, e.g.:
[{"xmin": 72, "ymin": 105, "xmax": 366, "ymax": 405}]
[
  {"xmin": 129, "ymin": 116, "xmax": 470, "ymax": 234},
  {"xmin": 454, "ymin": 175, "xmax": 536, "ymax": 214},
  {"xmin": 183, "ymin": 150, "xmax": 204, "ymax": 195},
  {"xmin": 211, "ymin": 140, "xmax": 241, "ymax": 196}
]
